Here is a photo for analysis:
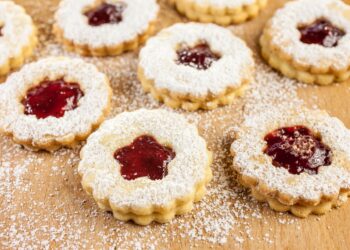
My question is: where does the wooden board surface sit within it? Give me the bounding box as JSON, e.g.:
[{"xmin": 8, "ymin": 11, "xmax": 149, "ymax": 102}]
[{"xmin": 1, "ymin": 0, "xmax": 350, "ymax": 249}]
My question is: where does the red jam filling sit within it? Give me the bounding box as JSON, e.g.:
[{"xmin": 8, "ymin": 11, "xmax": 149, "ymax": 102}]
[
  {"xmin": 84, "ymin": 2, "xmax": 126, "ymax": 26},
  {"xmin": 114, "ymin": 135, "xmax": 176, "ymax": 181},
  {"xmin": 176, "ymin": 42, "xmax": 220, "ymax": 70},
  {"xmin": 264, "ymin": 126, "xmax": 332, "ymax": 175},
  {"xmin": 22, "ymin": 79, "xmax": 84, "ymax": 119},
  {"xmin": 299, "ymin": 19, "xmax": 345, "ymax": 48}
]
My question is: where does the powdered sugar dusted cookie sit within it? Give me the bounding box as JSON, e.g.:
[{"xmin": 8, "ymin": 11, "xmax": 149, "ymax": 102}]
[
  {"xmin": 78, "ymin": 109, "xmax": 212, "ymax": 225},
  {"xmin": 171, "ymin": 0, "xmax": 268, "ymax": 26},
  {"xmin": 0, "ymin": 1, "xmax": 37, "ymax": 75},
  {"xmin": 231, "ymin": 108, "xmax": 350, "ymax": 218},
  {"xmin": 54, "ymin": 0, "xmax": 159, "ymax": 56},
  {"xmin": 0, "ymin": 57, "xmax": 112, "ymax": 151},
  {"xmin": 260, "ymin": 0, "xmax": 350, "ymax": 85},
  {"xmin": 138, "ymin": 23, "xmax": 255, "ymax": 111}
]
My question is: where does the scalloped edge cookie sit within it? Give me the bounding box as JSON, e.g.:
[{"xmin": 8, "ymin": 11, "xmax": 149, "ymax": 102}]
[
  {"xmin": 231, "ymin": 108, "xmax": 350, "ymax": 218},
  {"xmin": 138, "ymin": 23, "xmax": 255, "ymax": 111},
  {"xmin": 0, "ymin": 1, "xmax": 38, "ymax": 75},
  {"xmin": 53, "ymin": 0, "xmax": 159, "ymax": 56},
  {"xmin": 171, "ymin": 0, "xmax": 268, "ymax": 25},
  {"xmin": 78, "ymin": 109, "xmax": 213, "ymax": 225},
  {"xmin": 260, "ymin": 0, "xmax": 350, "ymax": 85},
  {"xmin": 0, "ymin": 57, "xmax": 112, "ymax": 151}
]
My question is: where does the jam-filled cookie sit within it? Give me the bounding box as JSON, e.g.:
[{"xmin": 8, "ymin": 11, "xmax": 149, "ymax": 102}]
[
  {"xmin": 260, "ymin": 0, "xmax": 350, "ymax": 85},
  {"xmin": 0, "ymin": 57, "xmax": 112, "ymax": 151},
  {"xmin": 0, "ymin": 1, "xmax": 37, "ymax": 75},
  {"xmin": 170, "ymin": 0, "xmax": 268, "ymax": 26},
  {"xmin": 78, "ymin": 109, "xmax": 213, "ymax": 225},
  {"xmin": 54, "ymin": 0, "xmax": 159, "ymax": 56},
  {"xmin": 138, "ymin": 23, "xmax": 254, "ymax": 111},
  {"xmin": 231, "ymin": 109, "xmax": 350, "ymax": 218}
]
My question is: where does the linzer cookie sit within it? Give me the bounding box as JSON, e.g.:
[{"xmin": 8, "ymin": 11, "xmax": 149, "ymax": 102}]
[
  {"xmin": 0, "ymin": 57, "xmax": 112, "ymax": 151},
  {"xmin": 138, "ymin": 23, "xmax": 255, "ymax": 111},
  {"xmin": 260, "ymin": 0, "xmax": 350, "ymax": 85},
  {"xmin": 231, "ymin": 108, "xmax": 350, "ymax": 218},
  {"xmin": 54, "ymin": 0, "xmax": 159, "ymax": 56},
  {"xmin": 78, "ymin": 109, "xmax": 212, "ymax": 225},
  {"xmin": 0, "ymin": 1, "xmax": 37, "ymax": 75},
  {"xmin": 170, "ymin": 0, "xmax": 268, "ymax": 25}
]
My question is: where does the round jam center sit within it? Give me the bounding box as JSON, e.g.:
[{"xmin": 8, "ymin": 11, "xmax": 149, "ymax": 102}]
[
  {"xmin": 22, "ymin": 79, "xmax": 84, "ymax": 119},
  {"xmin": 84, "ymin": 2, "xmax": 126, "ymax": 26},
  {"xmin": 176, "ymin": 42, "xmax": 220, "ymax": 70},
  {"xmin": 114, "ymin": 135, "xmax": 176, "ymax": 181},
  {"xmin": 264, "ymin": 126, "xmax": 332, "ymax": 175},
  {"xmin": 298, "ymin": 19, "xmax": 345, "ymax": 48}
]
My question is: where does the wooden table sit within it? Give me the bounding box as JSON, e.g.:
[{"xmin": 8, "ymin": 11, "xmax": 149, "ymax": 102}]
[{"xmin": 1, "ymin": 0, "xmax": 350, "ymax": 249}]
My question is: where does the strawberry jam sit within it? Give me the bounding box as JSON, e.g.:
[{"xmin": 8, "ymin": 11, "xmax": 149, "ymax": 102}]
[
  {"xmin": 264, "ymin": 126, "xmax": 332, "ymax": 175},
  {"xmin": 114, "ymin": 135, "xmax": 176, "ymax": 181},
  {"xmin": 22, "ymin": 79, "xmax": 84, "ymax": 119},
  {"xmin": 84, "ymin": 2, "xmax": 126, "ymax": 26},
  {"xmin": 299, "ymin": 19, "xmax": 345, "ymax": 48},
  {"xmin": 176, "ymin": 42, "xmax": 220, "ymax": 70}
]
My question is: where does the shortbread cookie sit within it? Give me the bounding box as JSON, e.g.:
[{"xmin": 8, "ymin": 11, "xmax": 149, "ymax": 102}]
[
  {"xmin": 138, "ymin": 23, "xmax": 254, "ymax": 111},
  {"xmin": 231, "ymin": 109, "xmax": 350, "ymax": 218},
  {"xmin": 78, "ymin": 109, "xmax": 213, "ymax": 225},
  {"xmin": 260, "ymin": 0, "xmax": 350, "ymax": 85},
  {"xmin": 0, "ymin": 57, "xmax": 112, "ymax": 151},
  {"xmin": 0, "ymin": 1, "xmax": 37, "ymax": 75},
  {"xmin": 171, "ymin": 0, "xmax": 268, "ymax": 25},
  {"xmin": 54, "ymin": 0, "xmax": 159, "ymax": 56}
]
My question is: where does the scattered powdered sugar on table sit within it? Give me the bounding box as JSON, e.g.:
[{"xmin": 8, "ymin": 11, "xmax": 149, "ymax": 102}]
[
  {"xmin": 0, "ymin": 0, "xmax": 313, "ymax": 249},
  {"xmin": 0, "ymin": 56, "xmax": 301, "ymax": 248}
]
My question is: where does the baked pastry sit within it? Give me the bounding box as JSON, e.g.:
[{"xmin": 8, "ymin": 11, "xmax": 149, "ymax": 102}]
[
  {"xmin": 260, "ymin": 0, "xmax": 350, "ymax": 85},
  {"xmin": 0, "ymin": 1, "xmax": 37, "ymax": 75},
  {"xmin": 0, "ymin": 57, "xmax": 112, "ymax": 151},
  {"xmin": 54, "ymin": 0, "xmax": 159, "ymax": 56},
  {"xmin": 138, "ymin": 23, "xmax": 255, "ymax": 111},
  {"xmin": 231, "ymin": 109, "xmax": 350, "ymax": 218},
  {"xmin": 78, "ymin": 109, "xmax": 213, "ymax": 225},
  {"xmin": 170, "ymin": 0, "xmax": 268, "ymax": 25}
]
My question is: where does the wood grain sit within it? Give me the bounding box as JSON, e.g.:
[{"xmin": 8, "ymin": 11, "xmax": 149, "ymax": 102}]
[{"xmin": 1, "ymin": 0, "xmax": 350, "ymax": 249}]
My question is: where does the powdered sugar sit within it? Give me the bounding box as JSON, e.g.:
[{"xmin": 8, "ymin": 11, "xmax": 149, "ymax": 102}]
[
  {"xmin": 0, "ymin": 1, "xmax": 36, "ymax": 66},
  {"xmin": 0, "ymin": 57, "xmax": 111, "ymax": 149},
  {"xmin": 0, "ymin": 56, "xmax": 303, "ymax": 248},
  {"xmin": 139, "ymin": 22, "xmax": 254, "ymax": 97},
  {"xmin": 266, "ymin": 0, "xmax": 350, "ymax": 71},
  {"xmin": 1, "ymin": 0, "xmax": 337, "ymax": 248},
  {"xmin": 54, "ymin": 0, "xmax": 159, "ymax": 48},
  {"xmin": 231, "ymin": 108, "xmax": 350, "ymax": 202},
  {"xmin": 79, "ymin": 109, "xmax": 210, "ymax": 208}
]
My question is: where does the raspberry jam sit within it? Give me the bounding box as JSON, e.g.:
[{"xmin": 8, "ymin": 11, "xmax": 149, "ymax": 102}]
[
  {"xmin": 264, "ymin": 126, "xmax": 332, "ymax": 175},
  {"xmin": 114, "ymin": 135, "xmax": 176, "ymax": 181},
  {"xmin": 176, "ymin": 42, "xmax": 220, "ymax": 70},
  {"xmin": 298, "ymin": 19, "xmax": 345, "ymax": 47},
  {"xmin": 84, "ymin": 2, "xmax": 126, "ymax": 26},
  {"xmin": 22, "ymin": 79, "xmax": 84, "ymax": 119}
]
